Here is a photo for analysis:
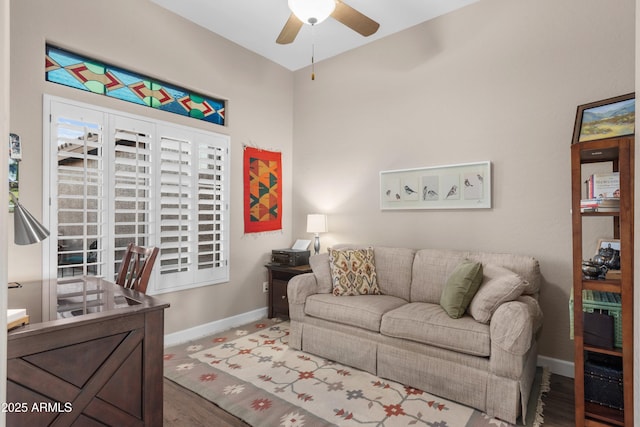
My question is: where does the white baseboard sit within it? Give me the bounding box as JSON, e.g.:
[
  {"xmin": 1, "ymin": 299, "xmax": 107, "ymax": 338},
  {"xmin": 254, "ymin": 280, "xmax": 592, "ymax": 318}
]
[
  {"xmin": 164, "ymin": 307, "xmax": 269, "ymax": 348},
  {"xmin": 538, "ymin": 355, "xmax": 574, "ymax": 378}
]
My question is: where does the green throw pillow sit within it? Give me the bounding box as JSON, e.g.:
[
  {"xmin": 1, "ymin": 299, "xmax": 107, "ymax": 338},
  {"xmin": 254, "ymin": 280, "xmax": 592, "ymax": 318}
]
[{"xmin": 440, "ymin": 260, "xmax": 483, "ymax": 319}]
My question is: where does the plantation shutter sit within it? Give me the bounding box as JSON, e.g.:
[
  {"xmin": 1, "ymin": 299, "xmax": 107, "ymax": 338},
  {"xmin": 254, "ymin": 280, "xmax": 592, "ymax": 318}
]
[
  {"xmin": 156, "ymin": 126, "xmax": 229, "ymax": 290},
  {"xmin": 45, "ymin": 96, "xmax": 229, "ymax": 293},
  {"xmin": 195, "ymin": 135, "xmax": 228, "ymax": 283},
  {"xmin": 111, "ymin": 116, "xmax": 154, "ymax": 278},
  {"xmin": 53, "ymin": 108, "xmax": 106, "ymax": 278},
  {"xmin": 158, "ymin": 132, "xmax": 194, "ymax": 289}
]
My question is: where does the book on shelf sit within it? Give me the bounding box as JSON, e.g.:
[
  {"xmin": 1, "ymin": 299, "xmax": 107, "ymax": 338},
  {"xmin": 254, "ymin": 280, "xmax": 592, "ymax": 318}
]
[
  {"xmin": 584, "ymin": 172, "xmax": 620, "ymax": 199},
  {"xmin": 580, "ymin": 197, "xmax": 620, "ymax": 213}
]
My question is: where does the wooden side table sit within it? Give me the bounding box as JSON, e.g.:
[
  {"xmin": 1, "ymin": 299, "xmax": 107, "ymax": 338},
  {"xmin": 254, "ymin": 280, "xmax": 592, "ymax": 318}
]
[{"xmin": 266, "ymin": 263, "xmax": 312, "ymax": 318}]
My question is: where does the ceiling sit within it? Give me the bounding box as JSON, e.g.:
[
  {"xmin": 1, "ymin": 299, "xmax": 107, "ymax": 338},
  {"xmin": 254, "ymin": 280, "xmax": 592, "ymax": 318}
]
[{"xmin": 151, "ymin": 0, "xmax": 479, "ymax": 71}]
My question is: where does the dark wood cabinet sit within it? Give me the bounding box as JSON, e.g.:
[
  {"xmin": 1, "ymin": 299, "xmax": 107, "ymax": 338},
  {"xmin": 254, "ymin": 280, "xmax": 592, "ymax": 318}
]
[
  {"xmin": 266, "ymin": 264, "xmax": 311, "ymax": 318},
  {"xmin": 7, "ymin": 277, "xmax": 169, "ymax": 427}
]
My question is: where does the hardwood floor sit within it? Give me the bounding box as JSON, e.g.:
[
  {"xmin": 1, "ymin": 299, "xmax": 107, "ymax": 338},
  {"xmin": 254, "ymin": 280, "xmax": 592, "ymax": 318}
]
[
  {"xmin": 163, "ymin": 374, "xmax": 576, "ymax": 426},
  {"xmin": 163, "ymin": 378, "xmax": 249, "ymax": 427}
]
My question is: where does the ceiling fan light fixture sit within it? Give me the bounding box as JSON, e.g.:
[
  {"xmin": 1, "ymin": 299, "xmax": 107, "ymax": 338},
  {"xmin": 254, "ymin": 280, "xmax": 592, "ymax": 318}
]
[{"xmin": 288, "ymin": 0, "xmax": 336, "ymax": 25}]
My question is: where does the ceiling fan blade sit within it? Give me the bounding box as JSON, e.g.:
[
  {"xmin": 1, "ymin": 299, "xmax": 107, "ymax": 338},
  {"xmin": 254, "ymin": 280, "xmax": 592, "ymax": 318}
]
[
  {"xmin": 276, "ymin": 13, "xmax": 303, "ymax": 44},
  {"xmin": 331, "ymin": 1, "xmax": 380, "ymax": 37}
]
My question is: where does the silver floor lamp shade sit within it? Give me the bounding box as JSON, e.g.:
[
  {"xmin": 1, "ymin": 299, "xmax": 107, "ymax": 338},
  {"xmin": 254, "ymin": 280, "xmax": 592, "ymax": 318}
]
[{"xmin": 10, "ymin": 192, "xmax": 50, "ymax": 245}]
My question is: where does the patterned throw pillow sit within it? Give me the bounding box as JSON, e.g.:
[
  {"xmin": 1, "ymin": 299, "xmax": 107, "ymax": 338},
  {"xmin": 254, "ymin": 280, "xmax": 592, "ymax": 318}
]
[{"xmin": 329, "ymin": 247, "xmax": 380, "ymax": 296}]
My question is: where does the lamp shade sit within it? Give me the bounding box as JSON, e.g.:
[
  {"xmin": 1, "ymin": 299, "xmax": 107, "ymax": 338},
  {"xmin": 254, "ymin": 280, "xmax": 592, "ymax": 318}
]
[
  {"xmin": 288, "ymin": 0, "xmax": 336, "ymax": 25},
  {"xmin": 306, "ymin": 214, "xmax": 328, "ymax": 233},
  {"xmin": 10, "ymin": 192, "xmax": 50, "ymax": 245}
]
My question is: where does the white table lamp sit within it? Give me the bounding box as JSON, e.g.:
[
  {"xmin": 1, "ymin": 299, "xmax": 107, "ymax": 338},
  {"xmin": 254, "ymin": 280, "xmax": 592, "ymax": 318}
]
[{"xmin": 306, "ymin": 214, "xmax": 327, "ymax": 255}]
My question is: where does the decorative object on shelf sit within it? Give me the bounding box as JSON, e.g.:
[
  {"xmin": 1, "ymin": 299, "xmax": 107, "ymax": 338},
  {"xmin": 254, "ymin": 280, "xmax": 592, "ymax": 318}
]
[
  {"xmin": 243, "ymin": 146, "xmax": 282, "ymax": 233},
  {"xmin": 45, "ymin": 45, "xmax": 225, "ymax": 125},
  {"xmin": 583, "ymin": 239, "xmax": 621, "ymax": 279},
  {"xmin": 380, "ymin": 161, "xmax": 491, "ymax": 210},
  {"xmin": 572, "ymin": 93, "xmax": 635, "ymax": 144},
  {"xmin": 306, "ymin": 213, "xmax": 327, "ymax": 254},
  {"xmin": 581, "ymin": 260, "xmax": 607, "ymax": 279}
]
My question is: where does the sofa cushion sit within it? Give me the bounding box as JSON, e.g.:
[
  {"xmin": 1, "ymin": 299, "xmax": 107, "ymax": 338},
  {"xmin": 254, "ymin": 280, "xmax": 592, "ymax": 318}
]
[
  {"xmin": 465, "ymin": 251, "xmax": 541, "ymax": 296},
  {"xmin": 309, "ymin": 253, "xmax": 332, "ymax": 293},
  {"xmin": 372, "ymin": 247, "xmax": 415, "ymax": 300},
  {"xmin": 468, "ymin": 264, "xmax": 528, "ymax": 323},
  {"xmin": 440, "ymin": 260, "xmax": 483, "ymax": 318},
  {"xmin": 380, "ymin": 302, "xmax": 491, "ymax": 357},
  {"xmin": 305, "ymin": 294, "xmax": 406, "ymax": 332},
  {"xmin": 329, "ymin": 247, "xmax": 380, "ymax": 296},
  {"xmin": 411, "ymin": 249, "xmax": 466, "ymax": 303}
]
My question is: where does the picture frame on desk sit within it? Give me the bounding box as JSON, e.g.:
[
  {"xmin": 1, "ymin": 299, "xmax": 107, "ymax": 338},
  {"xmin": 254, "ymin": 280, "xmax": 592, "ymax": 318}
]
[
  {"xmin": 596, "ymin": 238, "xmax": 621, "ymax": 280},
  {"xmin": 572, "ymin": 93, "xmax": 635, "ymax": 144}
]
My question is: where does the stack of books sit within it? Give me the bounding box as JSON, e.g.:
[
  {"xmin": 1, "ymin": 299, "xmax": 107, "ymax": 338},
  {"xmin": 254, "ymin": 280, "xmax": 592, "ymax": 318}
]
[{"xmin": 580, "ymin": 198, "xmax": 620, "ymax": 213}]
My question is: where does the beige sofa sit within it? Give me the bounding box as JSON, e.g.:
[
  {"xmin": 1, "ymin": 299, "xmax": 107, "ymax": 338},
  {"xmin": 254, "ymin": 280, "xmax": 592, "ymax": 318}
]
[{"xmin": 287, "ymin": 246, "xmax": 543, "ymax": 424}]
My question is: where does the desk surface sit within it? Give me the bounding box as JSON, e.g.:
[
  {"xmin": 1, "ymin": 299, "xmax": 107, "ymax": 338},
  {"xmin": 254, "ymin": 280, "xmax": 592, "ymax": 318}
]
[{"xmin": 8, "ymin": 276, "xmax": 169, "ymax": 338}]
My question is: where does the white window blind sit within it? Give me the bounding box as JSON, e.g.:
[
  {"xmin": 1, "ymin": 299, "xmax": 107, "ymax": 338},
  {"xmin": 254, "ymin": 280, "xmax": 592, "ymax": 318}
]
[{"xmin": 44, "ymin": 96, "xmax": 230, "ymax": 294}]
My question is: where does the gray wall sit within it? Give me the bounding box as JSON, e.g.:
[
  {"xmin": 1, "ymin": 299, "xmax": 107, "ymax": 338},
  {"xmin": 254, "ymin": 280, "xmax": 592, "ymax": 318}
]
[
  {"xmin": 6, "ymin": 0, "xmax": 637, "ymax": 367},
  {"xmin": 291, "ymin": 0, "xmax": 635, "ymax": 363},
  {"xmin": 8, "ymin": 0, "xmax": 294, "ymax": 334}
]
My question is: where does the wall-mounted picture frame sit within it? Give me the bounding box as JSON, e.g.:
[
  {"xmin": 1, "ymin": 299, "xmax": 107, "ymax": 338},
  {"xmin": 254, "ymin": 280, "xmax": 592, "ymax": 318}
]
[
  {"xmin": 10, "ymin": 133, "xmax": 22, "ymax": 160},
  {"xmin": 380, "ymin": 161, "xmax": 491, "ymax": 210},
  {"xmin": 572, "ymin": 93, "xmax": 635, "ymax": 144}
]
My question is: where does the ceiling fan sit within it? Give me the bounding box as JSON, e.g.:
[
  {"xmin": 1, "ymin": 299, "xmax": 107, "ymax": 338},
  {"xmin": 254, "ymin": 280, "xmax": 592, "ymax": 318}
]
[{"xmin": 276, "ymin": 0, "xmax": 380, "ymax": 44}]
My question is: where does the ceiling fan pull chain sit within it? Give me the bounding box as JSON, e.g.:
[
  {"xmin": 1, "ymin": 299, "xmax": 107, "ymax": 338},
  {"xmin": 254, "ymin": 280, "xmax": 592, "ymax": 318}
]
[{"xmin": 311, "ymin": 24, "xmax": 316, "ymax": 80}]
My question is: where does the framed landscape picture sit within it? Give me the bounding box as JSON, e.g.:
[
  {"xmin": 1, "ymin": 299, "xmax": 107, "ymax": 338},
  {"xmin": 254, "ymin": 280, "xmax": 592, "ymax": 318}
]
[
  {"xmin": 572, "ymin": 93, "xmax": 635, "ymax": 144},
  {"xmin": 380, "ymin": 161, "xmax": 491, "ymax": 210}
]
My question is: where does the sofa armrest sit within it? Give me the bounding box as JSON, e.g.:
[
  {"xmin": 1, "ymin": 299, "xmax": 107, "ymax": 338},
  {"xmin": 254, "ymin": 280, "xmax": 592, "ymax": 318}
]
[
  {"xmin": 287, "ymin": 273, "xmax": 319, "ymax": 323},
  {"xmin": 287, "ymin": 273, "xmax": 319, "ymax": 304},
  {"xmin": 489, "ymin": 300, "xmax": 540, "ymax": 379},
  {"xmin": 490, "ymin": 301, "xmax": 536, "ymax": 356},
  {"xmin": 516, "ymin": 295, "xmax": 544, "ymax": 336}
]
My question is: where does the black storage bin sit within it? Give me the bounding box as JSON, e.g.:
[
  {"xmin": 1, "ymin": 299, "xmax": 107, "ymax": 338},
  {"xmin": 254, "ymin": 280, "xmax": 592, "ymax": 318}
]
[{"xmin": 584, "ymin": 354, "xmax": 623, "ymax": 410}]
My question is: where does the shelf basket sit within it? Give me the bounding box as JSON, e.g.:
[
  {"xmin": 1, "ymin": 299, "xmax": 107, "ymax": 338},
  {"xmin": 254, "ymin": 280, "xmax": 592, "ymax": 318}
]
[{"xmin": 569, "ymin": 290, "xmax": 622, "ymax": 348}]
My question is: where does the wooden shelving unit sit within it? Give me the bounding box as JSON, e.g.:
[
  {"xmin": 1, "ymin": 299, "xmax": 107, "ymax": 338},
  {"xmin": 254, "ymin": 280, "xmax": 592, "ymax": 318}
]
[{"xmin": 571, "ymin": 136, "xmax": 634, "ymax": 426}]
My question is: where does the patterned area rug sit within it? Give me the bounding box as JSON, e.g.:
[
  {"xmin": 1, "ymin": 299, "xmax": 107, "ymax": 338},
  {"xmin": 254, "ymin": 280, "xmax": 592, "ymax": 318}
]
[{"xmin": 164, "ymin": 319, "xmax": 549, "ymax": 427}]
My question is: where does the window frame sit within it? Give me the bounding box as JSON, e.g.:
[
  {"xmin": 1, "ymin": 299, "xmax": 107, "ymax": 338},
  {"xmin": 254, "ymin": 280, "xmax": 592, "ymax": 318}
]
[{"xmin": 43, "ymin": 95, "xmax": 230, "ymax": 294}]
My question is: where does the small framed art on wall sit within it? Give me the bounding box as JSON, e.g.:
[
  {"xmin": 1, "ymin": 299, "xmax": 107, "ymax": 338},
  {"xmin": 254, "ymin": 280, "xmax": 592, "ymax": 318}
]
[{"xmin": 380, "ymin": 161, "xmax": 491, "ymax": 210}]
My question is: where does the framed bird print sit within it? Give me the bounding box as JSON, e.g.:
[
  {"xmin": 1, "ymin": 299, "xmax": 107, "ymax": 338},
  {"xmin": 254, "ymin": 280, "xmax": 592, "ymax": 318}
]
[{"xmin": 380, "ymin": 161, "xmax": 492, "ymax": 210}]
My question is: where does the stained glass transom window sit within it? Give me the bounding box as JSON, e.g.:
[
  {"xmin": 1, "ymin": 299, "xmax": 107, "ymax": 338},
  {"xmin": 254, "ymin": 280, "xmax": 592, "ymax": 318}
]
[{"xmin": 45, "ymin": 45, "xmax": 226, "ymax": 126}]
